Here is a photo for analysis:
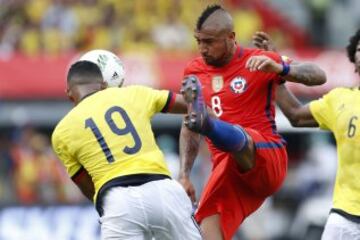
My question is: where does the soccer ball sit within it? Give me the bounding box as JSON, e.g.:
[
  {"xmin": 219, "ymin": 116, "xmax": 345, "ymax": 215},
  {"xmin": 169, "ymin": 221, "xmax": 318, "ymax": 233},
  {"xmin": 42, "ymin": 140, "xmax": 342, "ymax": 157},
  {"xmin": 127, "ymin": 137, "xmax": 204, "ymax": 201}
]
[{"xmin": 79, "ymin": 49, "xmax": 125, "ymax": 87}]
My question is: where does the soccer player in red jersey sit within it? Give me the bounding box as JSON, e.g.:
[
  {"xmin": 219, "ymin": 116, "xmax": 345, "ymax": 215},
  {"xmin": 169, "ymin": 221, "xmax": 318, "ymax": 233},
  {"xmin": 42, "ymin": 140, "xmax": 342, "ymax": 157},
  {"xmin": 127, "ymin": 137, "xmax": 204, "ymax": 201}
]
[{"xmin": 178, "ymin": 5, "xmax": 327, "ymax": 240}]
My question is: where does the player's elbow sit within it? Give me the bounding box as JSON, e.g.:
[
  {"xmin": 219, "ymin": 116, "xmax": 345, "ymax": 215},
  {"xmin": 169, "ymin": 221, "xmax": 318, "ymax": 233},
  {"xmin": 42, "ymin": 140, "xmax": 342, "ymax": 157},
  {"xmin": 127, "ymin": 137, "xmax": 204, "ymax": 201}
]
[
  {"xmin": 297, "ymin": 63, "xmax": 327, "ymax": 86},
  {"xmin": 289, "ymin": 117, "xmax": 302, "ymax": 127},
  {"xmin": 287, "ymin": 110, "xmax": 304, "ymax": 127},
  {"xmin": 309, "ymin": 67, "xmax": 327, "ymax": 86},
  {"xmin": 316, "ymin": 69, "xmax": 327, "ymax": 85}
]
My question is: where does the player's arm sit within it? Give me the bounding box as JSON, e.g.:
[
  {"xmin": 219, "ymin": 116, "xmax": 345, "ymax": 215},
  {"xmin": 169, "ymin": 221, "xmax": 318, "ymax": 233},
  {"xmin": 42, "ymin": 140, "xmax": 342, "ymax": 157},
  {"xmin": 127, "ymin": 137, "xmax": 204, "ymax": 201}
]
[
  {"xmin": 155, "ymin": 88, "xmax": 187, "ymax": 114},
  {"xmin": 167, "ymin": 93, "xmax": 188, "ymax": 114},
  {"xmin": 280, "ymin": 61, "xmax": 326, "ymax": 86},
  {"xmin": 248, "ymin": 32, "xmax": 326, "ymax": 86},
  {"xmin": 276, "ymin": 84, "xmax": 318, "ymax": 127},
  {"xmin": 246, "ymin": 55, "xmax": 326, "ymax": 86},
  {"xmin": 251, "ymin": 33, "xmax": 319, "ymax": 127},
  {"xmin": 71, "ymin": 167, "xmax": 95, "ymax": 201},
  {"xmin": 178, "ymin": 123, "xmax": 201, "ymax": 203}
]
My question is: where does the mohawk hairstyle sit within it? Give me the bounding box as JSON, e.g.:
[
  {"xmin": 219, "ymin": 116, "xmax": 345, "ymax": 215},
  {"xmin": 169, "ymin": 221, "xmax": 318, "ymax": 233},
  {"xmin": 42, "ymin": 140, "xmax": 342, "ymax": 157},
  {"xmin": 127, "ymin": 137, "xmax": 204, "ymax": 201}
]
[
  {"xmin": 196, "ymin": 4, "xmax": 224, "ymax": 31},
  {"xmin": 346, "ymin": 28, "xmax": 360, "ymax": 63}
]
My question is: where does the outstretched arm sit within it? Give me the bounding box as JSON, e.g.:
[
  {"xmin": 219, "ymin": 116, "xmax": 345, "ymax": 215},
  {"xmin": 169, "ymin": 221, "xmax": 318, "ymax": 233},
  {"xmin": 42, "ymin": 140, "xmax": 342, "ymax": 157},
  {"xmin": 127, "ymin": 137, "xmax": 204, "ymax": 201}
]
[
  {"xmin": 168, "ymin": 93, "xmax": 188, "ymax": 113},
  {"xmin": 178, "ymin": 123, "xmax": 201, "ymax": 203},
  {"xmin": 165, "ymin": 91, "xmax": 200, "ymax": 202},
  {"xmin": 249, "ymin": 32, "xmax": 326, "ymax": 86},
  {"xmin": 246, "ymin": 55, "xmax": 326, "ymax": 86},
  {"xmin": 276, "ymin": 84, "xmax": 318, "ymax": 127},
  {"xmin": 252, "ymin": 32, "xmax": 319, "ymax": 127},
  {"xmin": 281, "ymin": 62, "xmax": 326, "ymax": 86}
]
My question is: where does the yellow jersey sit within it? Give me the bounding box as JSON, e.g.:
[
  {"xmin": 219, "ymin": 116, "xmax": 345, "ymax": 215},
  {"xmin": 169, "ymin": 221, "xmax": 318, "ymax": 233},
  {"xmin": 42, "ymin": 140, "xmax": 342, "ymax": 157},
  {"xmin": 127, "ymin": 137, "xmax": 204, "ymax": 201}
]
[
  {"xmin": 52, "ymin": 86, "xmax": 173, "ymax": 203},
  {"xmin": 310, "ymin": 87, "xmax": 360, "ymax": 215}
]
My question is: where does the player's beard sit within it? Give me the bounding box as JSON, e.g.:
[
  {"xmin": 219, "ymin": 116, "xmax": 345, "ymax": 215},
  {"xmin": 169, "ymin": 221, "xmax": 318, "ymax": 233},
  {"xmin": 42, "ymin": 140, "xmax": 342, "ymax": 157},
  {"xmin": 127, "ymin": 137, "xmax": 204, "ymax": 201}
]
[{"xmin": 204, "ymin": 40, "xmax": 233, "ymax": 68}]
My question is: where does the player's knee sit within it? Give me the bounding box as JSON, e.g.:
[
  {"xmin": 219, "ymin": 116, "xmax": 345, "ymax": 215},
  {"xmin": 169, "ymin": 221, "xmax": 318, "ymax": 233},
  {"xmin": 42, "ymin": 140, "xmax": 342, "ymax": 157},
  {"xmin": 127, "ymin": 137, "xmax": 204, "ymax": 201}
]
[{"xmin": 232, "ymin": 133, "xmax": 256, "ymax": 172}]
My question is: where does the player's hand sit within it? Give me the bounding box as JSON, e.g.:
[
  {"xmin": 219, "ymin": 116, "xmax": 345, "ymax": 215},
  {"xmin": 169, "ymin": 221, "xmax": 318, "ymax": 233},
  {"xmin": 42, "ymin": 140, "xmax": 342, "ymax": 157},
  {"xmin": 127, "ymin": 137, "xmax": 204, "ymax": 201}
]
[
  {"xmin": 252, "ymin": 31, "xmax": 277, "ymax": 52},
  {"xmin": 178, "ymin": 176, "xmax": 196, "ymax": 203},
  {"xmin": 246, "ymin": 55, "xmax": 282, "ymax": 74}
]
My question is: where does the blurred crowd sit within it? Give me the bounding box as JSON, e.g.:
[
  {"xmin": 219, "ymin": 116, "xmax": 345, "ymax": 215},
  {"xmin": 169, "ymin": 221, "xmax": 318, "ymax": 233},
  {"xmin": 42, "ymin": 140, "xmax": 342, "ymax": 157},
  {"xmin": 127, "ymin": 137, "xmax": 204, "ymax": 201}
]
[
  {"xmin": 0, "ymin": 126, "xmax": 84, "ymax": 205},
  {"xmin": 0, "ymin": 126, "xmax": 212, "ymax": 205},
  {"xmin": 268, "ymin": 0, "xmax": 360, "ymax": 47},
  {"xmin": 0, "ymin": 0, "xmax": 217, "ymax": 56},
  {"xmin": 0, "ymin": 0, "xmax": 302, "ymax": 58},
  {"xmin": 1, "ymin": 0, "xmax": 358, "ymax": 59}
]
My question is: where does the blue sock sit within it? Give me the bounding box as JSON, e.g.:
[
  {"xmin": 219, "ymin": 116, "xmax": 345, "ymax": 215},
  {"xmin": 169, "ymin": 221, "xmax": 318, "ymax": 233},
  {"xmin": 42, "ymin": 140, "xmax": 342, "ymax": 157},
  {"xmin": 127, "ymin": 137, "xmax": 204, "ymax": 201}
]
[{"xmin": 203, "ymin": 118, "xmax": 248, "ymax": 152}]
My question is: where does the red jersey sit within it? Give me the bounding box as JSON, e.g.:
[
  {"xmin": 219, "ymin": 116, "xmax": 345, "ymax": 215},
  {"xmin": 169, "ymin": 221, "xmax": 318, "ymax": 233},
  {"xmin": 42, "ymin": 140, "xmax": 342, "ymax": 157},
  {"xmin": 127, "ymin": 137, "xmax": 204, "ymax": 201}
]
[{"xmin": 184, "ymin": 46, "xmax": 284, "ymax": 160}]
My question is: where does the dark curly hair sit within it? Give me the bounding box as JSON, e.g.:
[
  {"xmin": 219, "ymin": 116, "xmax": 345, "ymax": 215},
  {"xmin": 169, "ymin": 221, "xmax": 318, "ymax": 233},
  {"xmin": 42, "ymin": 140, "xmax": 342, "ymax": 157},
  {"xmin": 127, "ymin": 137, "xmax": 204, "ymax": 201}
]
[
  {"xmin": 346, "ymin": 28, "xmax": 360, "ymax": 63},
  {"xmin": 196, "ymin": 4, "xmax": 224, "ymax": 31}
]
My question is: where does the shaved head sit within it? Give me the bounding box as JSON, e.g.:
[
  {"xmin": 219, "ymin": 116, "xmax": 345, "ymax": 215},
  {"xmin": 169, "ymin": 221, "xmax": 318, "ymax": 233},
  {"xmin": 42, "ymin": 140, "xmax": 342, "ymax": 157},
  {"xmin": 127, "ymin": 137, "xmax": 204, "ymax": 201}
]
[
  {"xmin": 66, "ymin": 61, "xmax": 107, "ymax": 104},
  {"xmin": 67, "ymin": 61, "xmax": 103, "ymax": 88},
  {"xmin": 196, "ymin": 5, "xmax": 233, "ymax": 33},
  {"xmin": 194, "ymin": 5, "xmax": 236, "ymax": 67}
]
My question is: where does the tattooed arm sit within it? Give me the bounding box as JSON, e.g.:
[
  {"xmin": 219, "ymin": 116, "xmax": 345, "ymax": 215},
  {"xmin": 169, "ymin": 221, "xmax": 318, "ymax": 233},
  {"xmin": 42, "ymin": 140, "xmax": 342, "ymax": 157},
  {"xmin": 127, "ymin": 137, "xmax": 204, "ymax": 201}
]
[
  {"xmin": 252, "ymin": 32, "xmax": 319, "ymax": 127},
  {"xmin": 281, "ymin": 62, "xmax": 326, "ymax": 86},
  {"xmin": 249, "ymin": 31, "xmax": 326, "ymax": 86},
  {"xmin": 178, "ymin": 124, "xmax": 201, "ymax": 203},
  {"xmin": 246, "ymin": 56, "xmax": 326, "ymax": 86}
]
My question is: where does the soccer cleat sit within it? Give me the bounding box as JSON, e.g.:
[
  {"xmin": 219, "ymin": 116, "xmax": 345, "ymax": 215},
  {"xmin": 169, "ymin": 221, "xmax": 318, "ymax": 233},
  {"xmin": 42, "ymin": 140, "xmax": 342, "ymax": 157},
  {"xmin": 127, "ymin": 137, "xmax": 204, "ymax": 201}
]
[{"xmin": 181, "ymin": 75, "xmax": 209, "ymax": 133}]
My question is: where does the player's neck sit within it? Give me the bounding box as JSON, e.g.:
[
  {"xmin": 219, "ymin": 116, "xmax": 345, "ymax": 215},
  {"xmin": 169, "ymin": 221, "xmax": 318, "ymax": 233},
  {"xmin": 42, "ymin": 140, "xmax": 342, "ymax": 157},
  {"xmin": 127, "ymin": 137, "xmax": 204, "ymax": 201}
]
[
  {"xmin": 214, "ymin": 43, "xmax": 238, "ymax": 68},
  {"xmin": 74, "ymin": 88, "xmax": 99, "ymax": 105},
  {"xmin": 79, "ymin": 91, "xmax": 97, "ymax": 102},
  {"xmin": 226, "ymin": 43, "xmax": 237, "ymax": 64}
]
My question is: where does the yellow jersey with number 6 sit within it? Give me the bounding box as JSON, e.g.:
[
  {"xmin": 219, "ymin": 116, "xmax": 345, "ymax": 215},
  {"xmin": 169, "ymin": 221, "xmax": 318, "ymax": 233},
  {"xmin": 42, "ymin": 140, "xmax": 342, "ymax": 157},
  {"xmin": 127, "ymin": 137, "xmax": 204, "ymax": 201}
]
[
  {"xmin": 52, "ymin": 86, "xmax": 173, "ymax": 202},
  {"xmin": 310, "ymin": 87, "xmax": 360, "ymax": 215}
]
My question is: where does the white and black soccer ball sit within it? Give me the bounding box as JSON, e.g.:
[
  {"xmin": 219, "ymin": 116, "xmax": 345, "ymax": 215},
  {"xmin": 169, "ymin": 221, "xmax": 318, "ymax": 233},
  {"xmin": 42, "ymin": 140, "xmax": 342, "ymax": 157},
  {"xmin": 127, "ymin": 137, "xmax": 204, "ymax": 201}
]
[{"xmin": 79, "ymin": 49, "xmax": 125, "ymax": 87}]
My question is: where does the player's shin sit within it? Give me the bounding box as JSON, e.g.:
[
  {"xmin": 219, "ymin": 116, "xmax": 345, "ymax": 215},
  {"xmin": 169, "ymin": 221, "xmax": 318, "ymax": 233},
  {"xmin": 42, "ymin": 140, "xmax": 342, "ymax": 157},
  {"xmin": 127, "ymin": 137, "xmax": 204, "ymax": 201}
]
[{"xmin": 204, "ymin": 118, "xmax": 248, "ymax": 153}]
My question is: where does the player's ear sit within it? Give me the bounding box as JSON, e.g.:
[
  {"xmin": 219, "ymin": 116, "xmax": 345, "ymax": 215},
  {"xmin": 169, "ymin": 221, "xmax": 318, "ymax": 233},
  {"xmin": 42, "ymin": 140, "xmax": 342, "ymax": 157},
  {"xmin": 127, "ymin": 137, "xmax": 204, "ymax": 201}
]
[
  {"xmin": 101, "ymin": 81, "xmax": 108, "ymax": 90},
  {"xmin": 229, "ymin": 31, "xmax": 236, "ymax": 40},
  {"xmin": 66, "ymin": 88, "xmax": 75, "ymax": 102}
]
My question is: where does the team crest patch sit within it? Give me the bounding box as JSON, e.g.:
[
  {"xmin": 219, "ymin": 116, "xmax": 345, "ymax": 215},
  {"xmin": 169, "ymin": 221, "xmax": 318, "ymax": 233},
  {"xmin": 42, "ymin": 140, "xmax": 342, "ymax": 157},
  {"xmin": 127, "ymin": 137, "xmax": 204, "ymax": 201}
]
[
  {"xmin": 212, "ymin": 76, "xmax": 224, "ymax": 92},
  {"xmin": 230, "ymin": 77, "xmax": 247, "ymax": 94}
]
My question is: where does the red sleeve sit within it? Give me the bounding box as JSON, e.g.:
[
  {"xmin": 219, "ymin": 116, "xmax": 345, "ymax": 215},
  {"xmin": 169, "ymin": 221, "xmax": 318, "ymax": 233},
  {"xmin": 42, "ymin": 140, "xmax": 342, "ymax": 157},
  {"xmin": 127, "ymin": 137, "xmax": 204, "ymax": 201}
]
[
  {"xmin": 183, "ymin": 58, "xmax": 203, "ymax": 78},
  {"xmin": 183, "ymin": 64, "xmax": 190, "ymax": 76},
  {"xmin": 183, "ymin": 61, "xmax": 195, "ymax": 77}
]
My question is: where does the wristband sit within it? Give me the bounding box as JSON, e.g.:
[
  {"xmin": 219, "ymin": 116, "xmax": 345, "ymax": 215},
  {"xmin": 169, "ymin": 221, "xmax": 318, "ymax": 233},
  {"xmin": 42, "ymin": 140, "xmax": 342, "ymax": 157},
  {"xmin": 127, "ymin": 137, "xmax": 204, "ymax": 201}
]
[{"xmin": 279, "ymin": 61, "xmax": 290, "ymax": 76}]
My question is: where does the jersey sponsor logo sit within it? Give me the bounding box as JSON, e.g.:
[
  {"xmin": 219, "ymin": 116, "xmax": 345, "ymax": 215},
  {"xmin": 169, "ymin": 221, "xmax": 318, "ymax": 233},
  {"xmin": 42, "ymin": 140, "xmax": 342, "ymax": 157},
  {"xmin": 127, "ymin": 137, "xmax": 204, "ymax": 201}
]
[
  {"xmin": 230, "ymin": 77, "xmax": 247, "ymax": 94},
  {"xmin": 212, "ymin": 76, "xmax": 224, "ymax": 92}
]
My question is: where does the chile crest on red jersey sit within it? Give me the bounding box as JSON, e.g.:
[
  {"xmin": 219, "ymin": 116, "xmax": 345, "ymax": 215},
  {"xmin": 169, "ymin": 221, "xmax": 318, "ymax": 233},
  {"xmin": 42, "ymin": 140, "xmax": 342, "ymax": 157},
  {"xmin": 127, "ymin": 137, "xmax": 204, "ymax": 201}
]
[{"xmin": 230, "ymin": 77, "xmax": 247, "ymax": 94}]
